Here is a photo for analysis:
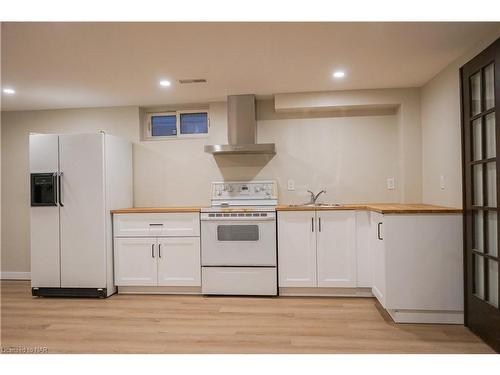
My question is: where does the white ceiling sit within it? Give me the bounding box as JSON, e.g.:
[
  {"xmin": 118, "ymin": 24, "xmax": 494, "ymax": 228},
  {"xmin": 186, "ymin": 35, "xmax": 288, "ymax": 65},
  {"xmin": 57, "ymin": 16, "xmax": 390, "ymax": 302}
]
[{"xmin": 1, "ymin": 22, "xmax": 499, "ymax": 111}]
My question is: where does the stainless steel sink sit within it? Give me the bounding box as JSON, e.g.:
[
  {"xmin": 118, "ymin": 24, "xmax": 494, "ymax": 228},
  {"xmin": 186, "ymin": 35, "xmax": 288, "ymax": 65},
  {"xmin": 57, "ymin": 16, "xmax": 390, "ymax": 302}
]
[
  {"xmin": 289, "ymin": 203, "xmax": 343, "ymax": 208},
  {"xmin": 314, "ymin": 203, "xmax": 343, "ymax": 208}
]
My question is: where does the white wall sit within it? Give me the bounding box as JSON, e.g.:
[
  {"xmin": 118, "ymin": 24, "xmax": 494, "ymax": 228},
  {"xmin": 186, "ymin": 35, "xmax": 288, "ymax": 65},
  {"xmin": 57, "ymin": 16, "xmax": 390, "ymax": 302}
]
[
  {"xmin": 0, "ymin": 23, "xmax": 3, "ymax": 277},
  {"xmin": 1, "ymin": 107, "xmax": 140, "ymax": 273},
  {"xmin": 421, "ymin": 28, "xmax": 500, "ymax": 208},
  {"xmin": 1, "ymin": 98, "xmax": 403, "ymax": 273},
  {"xmin": 275, "ymin": 88, "xmax": 422, "ymax": 202}
]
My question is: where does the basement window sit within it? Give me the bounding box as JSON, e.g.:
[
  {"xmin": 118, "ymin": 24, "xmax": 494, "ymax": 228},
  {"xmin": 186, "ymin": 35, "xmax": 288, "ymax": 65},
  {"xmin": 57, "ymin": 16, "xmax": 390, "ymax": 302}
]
[
  {"xmin": 180, "ymin": 112, "xmax": 209, "ymax": 135},
  {"xmin": 151, "ymin": 113, "xmax": 177, "ymax": 137},
  {"xmin": 145, "ymin": 110, "xmax": 209, "ymax": 140}
]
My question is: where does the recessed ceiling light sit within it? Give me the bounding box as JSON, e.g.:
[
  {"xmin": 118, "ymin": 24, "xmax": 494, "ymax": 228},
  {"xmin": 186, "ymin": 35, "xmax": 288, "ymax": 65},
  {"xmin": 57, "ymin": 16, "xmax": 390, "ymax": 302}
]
[
  {"xmin": 159, "ymin": 80, "xmax": 171, "ymax": 87},
  {"xmin": 333, "ymin": 71, "xmax": 345, "ymax": 78},
  {"xmin": 3, "ymin": 88, "xmax": 15, "ymax": 94}
]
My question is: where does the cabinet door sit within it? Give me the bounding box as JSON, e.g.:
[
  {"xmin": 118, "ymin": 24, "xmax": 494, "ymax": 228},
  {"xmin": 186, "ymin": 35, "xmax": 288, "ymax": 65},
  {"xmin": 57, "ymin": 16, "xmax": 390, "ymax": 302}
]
[
  {"xmin": 114, "ymin": 237, "xmax": 157, "ymax": 286},
  {"xmin": 157, "ymin": 237, "xmax": 201, "ymax": 286},
  {"xmin": 317, "ymin": 211, "xmax": 357, "ymax": 287},
  {"xmin": 278, "ymin": 211, "xmax": 317, "ymax": 287},
  {"xmin": 370, "ymin": 212, "xmax": 386, "ymax": 307}
]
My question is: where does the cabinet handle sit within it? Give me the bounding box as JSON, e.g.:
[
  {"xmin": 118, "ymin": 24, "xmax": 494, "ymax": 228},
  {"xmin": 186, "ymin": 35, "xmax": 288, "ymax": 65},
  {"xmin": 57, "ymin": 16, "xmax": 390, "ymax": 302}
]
[
  {"xmin": 149, "ymin": 223, "xmax": 163, "ymax": 226},
  {"xmin": 151, "ymin": 244, "xmax": 155, "ymax": 258},
  {"xmin": 377, "ymin": 222, "xmax": 383, "ymax": 240},
  {"xmin": 158, "ymin": 244, "xmax": 161, "ymax": 258},
  {"xmin": 319, "ymin": 217, "xmax": 322, "ymax": 232},
  {"xmin": 311, "ymin": 217, "xmax": 314, "ymax": 232}
]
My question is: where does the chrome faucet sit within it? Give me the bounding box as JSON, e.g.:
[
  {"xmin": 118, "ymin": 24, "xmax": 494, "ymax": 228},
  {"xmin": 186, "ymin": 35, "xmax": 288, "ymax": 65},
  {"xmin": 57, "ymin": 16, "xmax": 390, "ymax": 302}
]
[{"xmin": 307, "ymin": 189, "xmax": 327, "ymax": 205}]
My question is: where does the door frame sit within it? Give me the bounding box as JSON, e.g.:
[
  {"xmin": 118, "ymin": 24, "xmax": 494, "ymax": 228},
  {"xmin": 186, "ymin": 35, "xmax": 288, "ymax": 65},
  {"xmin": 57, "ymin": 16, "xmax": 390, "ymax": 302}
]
[{"xmin": 460, "ymin": 36, "xmax": 500, "ymax": 352}]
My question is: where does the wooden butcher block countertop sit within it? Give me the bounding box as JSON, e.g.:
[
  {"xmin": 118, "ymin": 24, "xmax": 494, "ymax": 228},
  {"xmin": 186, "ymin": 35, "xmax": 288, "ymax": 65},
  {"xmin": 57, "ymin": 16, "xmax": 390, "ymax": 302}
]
[
  {"xmin": 112, "ymin": 204, "xmax": 461, "ymax": 215},
  {"xmin": 111, "ymin": 207, "xmax": 202, "ymax": 214},
  {"xmin": 276, "ymin": 203, "xmax": 462, "ymax": 214}
]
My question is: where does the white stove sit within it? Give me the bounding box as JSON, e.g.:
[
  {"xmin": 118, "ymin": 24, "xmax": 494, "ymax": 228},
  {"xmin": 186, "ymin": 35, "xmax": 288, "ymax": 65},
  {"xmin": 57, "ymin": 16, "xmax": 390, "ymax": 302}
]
[{"xmin": 200, "ymin": 181, "xmax": 278, "ymax": 296}]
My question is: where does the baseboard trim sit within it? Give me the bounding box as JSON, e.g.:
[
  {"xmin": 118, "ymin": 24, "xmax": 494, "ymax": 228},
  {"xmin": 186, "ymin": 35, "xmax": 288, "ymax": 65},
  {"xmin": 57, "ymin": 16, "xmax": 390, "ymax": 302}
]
[
  {"xmin": 1, "ymin": 272, "xmax": 31, "ymax": 280},
  {"xmin": 386, "ymin": 308, "xmax": 464, "ymax": 324},
  {"xmin": 117, "ymin": 286, "xmax": 202, "ymax": 295},
  {"xmin": 279, "ymin": 287, "xmax": 373, "ymax": 297}
]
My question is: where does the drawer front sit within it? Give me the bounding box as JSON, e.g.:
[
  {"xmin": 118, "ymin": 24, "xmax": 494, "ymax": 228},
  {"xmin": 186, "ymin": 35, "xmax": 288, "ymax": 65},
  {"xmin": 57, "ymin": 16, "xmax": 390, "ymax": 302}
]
[
  {"xmin": 113, "ymin": 213, "xmax": 200, "ymax": 237},
  {"xmin": 201, "ymin": 267, "xmax": 277, "ymax": 295}
]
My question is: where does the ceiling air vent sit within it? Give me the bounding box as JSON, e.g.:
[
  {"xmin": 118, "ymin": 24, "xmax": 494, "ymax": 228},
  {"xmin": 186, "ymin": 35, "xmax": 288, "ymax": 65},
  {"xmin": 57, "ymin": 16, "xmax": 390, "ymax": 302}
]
[{"xmin": 178, "ymin": 78, "xmax": 207, "ymax": 84}]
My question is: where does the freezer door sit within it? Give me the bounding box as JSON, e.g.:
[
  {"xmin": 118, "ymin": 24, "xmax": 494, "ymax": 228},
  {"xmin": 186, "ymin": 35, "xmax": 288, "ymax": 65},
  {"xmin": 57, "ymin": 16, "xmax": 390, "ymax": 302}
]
[
  {"xmin": 59, "ymin": 134, "xmax": 107, "ymax": 287},
  {"xmin": 29, "ymin": 134, "xmax": 61, "ymax": 287}
]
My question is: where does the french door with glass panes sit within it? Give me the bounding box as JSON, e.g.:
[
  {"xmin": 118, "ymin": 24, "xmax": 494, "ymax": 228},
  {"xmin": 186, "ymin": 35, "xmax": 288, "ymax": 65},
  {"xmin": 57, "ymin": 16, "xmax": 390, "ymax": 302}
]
[{"xmin": 461, "ymin": 37, "xmax": 500, "ymax": 352}]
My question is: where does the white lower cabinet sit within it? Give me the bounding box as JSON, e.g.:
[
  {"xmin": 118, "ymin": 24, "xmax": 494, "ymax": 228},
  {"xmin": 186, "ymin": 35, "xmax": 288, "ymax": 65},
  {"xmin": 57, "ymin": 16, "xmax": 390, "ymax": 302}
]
[
  {"xmin": 369, "ymin": 212, "xmax": 386, "ymax": 307},
  {"xmin": 278, "ymin": 211, "xmax": 317, "ymax": 287},
  {"xmin": 157, "ymin": 237, "xmax": 201, "ymax": 286},
  {"xmin": 367, "ymin": 212, "xmax": 463, "ymax": 323},
  {"xmin": 114, "ymin": 237, "xmax": 157, "ymax": 286},
  {"xmin": 278, "ymin": 210, "xmax": 357, "ymax": 289},
  {"xmin": 113, "ymin": 213, "xmax": 201, "ymax": 290},
  {"xmin": 317, "ymin": 211, "xmax": 357, "ymax": 287}
]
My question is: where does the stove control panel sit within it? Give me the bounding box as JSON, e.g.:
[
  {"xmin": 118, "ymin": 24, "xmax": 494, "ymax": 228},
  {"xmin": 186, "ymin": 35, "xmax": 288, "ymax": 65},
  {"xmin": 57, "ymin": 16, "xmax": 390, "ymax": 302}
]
[{"xmin": 210, "ymin": 180, "xmax": 278, "ymax": 202}]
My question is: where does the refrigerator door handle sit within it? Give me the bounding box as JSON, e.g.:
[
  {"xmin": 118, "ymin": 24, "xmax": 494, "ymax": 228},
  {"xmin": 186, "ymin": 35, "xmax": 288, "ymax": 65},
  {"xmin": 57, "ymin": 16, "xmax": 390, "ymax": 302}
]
[
  {"xmin": 58, "ymin": 172, "xmax": 64, "ymax": 207},
  {"xmin": 53, "ymin": 172, "xmax": 59, "ymax": 206}
]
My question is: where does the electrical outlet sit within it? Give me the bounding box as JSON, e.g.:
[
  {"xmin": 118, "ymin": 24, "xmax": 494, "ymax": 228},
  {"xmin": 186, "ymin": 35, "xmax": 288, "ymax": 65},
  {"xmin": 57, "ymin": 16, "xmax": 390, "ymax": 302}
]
[
  {"xmin": 440, "ymin": 175, "xmax": 445, "ymax": 190},
  {"xmin": 287, "ymin": 179, "xmax": 295, "ymax": 191},
  {"xmin": 387, "ymin": 177, "xmax": 395, "ymax": 190}
]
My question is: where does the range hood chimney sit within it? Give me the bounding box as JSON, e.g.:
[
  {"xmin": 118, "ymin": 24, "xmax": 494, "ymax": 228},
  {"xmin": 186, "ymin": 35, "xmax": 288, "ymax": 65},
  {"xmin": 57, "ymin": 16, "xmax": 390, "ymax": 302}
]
[{"xmin": 204, "ymin": 94, "xmax": 276, "ymax": 155}]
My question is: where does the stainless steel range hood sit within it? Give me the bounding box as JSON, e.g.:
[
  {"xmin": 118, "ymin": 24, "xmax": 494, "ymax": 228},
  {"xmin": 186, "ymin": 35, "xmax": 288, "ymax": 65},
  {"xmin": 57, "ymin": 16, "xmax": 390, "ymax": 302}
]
[{"xmin": 204, "ymin": 94, "xmax": 276, "ymax": 155}]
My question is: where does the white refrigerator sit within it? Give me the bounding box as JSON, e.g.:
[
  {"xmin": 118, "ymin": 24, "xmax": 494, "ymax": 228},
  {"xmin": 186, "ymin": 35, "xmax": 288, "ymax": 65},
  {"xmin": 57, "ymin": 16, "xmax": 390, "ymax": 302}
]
[{"xmin": 30, "ymin": 132, "xmax": 133, "ymax": 297}]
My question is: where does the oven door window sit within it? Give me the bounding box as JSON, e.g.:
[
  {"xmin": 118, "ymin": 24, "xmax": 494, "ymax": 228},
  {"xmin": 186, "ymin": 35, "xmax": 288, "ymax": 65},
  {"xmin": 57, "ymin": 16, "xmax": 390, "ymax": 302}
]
[
  {"xmin": 217, "ymin": 225, "xmax": 259, "ymax": 241},
  {"xmin": 31, "ymin": 173, "xmax": 57, "ymax": 206}
]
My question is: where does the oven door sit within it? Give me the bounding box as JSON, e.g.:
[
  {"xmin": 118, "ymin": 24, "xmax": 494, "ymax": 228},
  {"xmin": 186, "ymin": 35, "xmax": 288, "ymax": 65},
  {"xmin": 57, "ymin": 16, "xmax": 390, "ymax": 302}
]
[{"xmin": 201, "ymin": 219, "xmax": 276, "ymax": 266}]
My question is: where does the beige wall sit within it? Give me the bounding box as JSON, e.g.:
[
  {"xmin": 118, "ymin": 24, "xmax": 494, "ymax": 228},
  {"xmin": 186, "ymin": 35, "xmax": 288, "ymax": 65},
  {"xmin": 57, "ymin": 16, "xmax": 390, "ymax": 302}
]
[
  {"xmin": 1, "ymin": 107, "xmax": 140, "ymax": 273},
  {"xmin": 421, "ymin": 29, "xmax": 500, "ymax": 208},
  {"xmin": 275, "ymin": 88, "xmax": 422, "ymax": 202},
  {"xmin": 1, "ymin": 98, "xmax": 403, "ymax": 273}
]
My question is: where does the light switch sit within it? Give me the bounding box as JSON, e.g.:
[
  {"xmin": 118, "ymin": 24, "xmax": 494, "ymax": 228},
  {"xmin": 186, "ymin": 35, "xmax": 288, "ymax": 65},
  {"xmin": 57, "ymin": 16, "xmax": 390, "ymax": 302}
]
[
  {"xmin": 387, "ymin": 177, "xmax": 395, "ymax": 190},
  {"xmin": 287, "ymin": 179, "xmax": 295, "ymax": 191},
  {"xmin": 440, "ymin": 175, "xmax": 445, "ymax": 190}
]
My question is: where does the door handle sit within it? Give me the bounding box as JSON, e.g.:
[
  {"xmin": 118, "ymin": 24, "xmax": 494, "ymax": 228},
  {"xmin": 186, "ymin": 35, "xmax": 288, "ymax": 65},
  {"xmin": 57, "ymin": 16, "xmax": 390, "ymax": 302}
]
[
  {"xmin": 53, "ymin": 172, "xmax": 59, "ymax": 206},
  {"xmin": 377, "ymin": 222, "xmax": 383, "ymax": 240},
  {"xmin": 311, "ymin": 217, "xmax": 314, "ymax": 232},
  {"xmin": 58, "ymin": 172, "xmax": 64, "ymax": 207},
  {"xmin": 319, "ymin": 217, "xmax": 322, "ymax": 232},
  {"xmin": 158, "ymin": 244, "xmax": 161, "ymax": 258},
  {"xmin": 151, "ymin": 243, "xmax": 155, "ymax": 258}
]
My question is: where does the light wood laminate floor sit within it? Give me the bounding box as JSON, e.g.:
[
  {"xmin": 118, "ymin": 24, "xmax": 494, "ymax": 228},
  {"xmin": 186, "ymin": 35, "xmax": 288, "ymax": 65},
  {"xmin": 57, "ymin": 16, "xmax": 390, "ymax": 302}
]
[{"xmin": 0, "ymin": 281, "xmax": 494, "ymax": 354}]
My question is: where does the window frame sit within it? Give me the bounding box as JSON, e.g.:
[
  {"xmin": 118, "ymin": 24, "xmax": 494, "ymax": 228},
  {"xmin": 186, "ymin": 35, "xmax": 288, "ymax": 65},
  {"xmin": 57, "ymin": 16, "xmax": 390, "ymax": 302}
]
[
  {"xmin": 145, "ymin": 109, "xmax": 210, "ymax": 141},
  {"xmin": 147, "ymin": 111, "xmax": 178, "ymax": 139}
]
